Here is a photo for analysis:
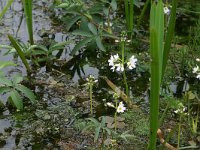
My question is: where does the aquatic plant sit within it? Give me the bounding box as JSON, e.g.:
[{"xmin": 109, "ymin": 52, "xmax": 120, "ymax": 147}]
[
  {"xmin": 149, "ymin": 0, "xmax": 177, "ymax": 149},
  {"xmin": 0, "ymin": 72, "xmax": 36, "ymax": 110}
]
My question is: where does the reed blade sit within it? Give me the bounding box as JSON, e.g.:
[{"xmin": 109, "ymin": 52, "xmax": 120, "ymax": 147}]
[{"xmin": 22, "ymin": 0, "xmax": 34, "ymax": 45}]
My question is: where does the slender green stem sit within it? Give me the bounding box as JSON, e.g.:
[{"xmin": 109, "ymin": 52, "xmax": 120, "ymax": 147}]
[
  {"xmin": 114, "ymin": 96, "xmax": 118, "ymax": 132},
  {"xmin": 121, "ymin": 41, "xmax": 129, "ymax": 96},
  {"xmin": 0, "ymin": 0, "xmax": 14, "ymax": 19},
  {"xmin": 177, "ymin": 115, "xmax": 182, "ymax": 149},
  {"xmin": 129, "ymin": 0, "xmax": 134, "ymax": 38},
  {"xmin": 124, "ymin": 0, "xmax": 129, "ymax": 29},
  {"xmin": 89, "ymin": 84, "xmax": 93, "ymax": 114}
]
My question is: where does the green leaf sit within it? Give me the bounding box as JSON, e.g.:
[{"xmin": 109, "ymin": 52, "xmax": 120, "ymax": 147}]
[
  {"xmin": 70, "ymin": 37, "xmax": 94, "ymax": 55},
  {"xmin": 0, "ymin": 87, "xmax": 10, "ymax": 94},
  {"xmin": 8, "ymin": 34, "xmax": 31, "ymax": 73},
  {"xmin": 13, "ymin": 74, "xmax": 23, "ymax": 84},
  {"xmin": 0, "ymin": 75, "xmax": 12, "ymax": 86},
  {"xmin": 10, "ymin": 90, "xmax": 23, "ymax": 110},
  {"xmin": 94, "ymin": 126, "xmax": 101, "ymax": 142},
  {"xmin": 15, "ymin": 84, "xmax": 36, "ymax": 104},
  {"xmin": 86, "ymin": 118, "xmax": 100, "ymax": 126},
  {"xmin": 110, "ymin": 0, "xmax": 117, "ymax": 11},
  {"xmin": 72, "ymin": 30, "xmax": 93, "ymax": 37},
  {"xmin": 95, "ymin": 37, "xmax": 106, "ymax": 51},
  {"xmin": 88, "ymin": 23, "xmax": 97, "ymax": 35},
  {"xmin": 0, "ymin": 61, "xmax": 16, "ymax": 69},
  {"xmin": 65, "ymin": 16, "xmax": 82, "ymax": 31}
]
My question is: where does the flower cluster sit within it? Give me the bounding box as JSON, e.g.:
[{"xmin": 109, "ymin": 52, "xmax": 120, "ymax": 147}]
[
  {"xmin": 108, "ymin": 54, "xmax": 137, "ymax": 72},
  {"xmin": 106, "ymin": 101, "xmax": 126, "ymax": 113},
  {"xmin": 192, "ymin": 58, "xmax": 200, "ymax": 80},
  {"xmin": 84, "ymin": 75, "xmax": 98, "ymax": 88},
  {"xmin": 174, "ymin": 103, "xmax": 188, "ymax": 115}
]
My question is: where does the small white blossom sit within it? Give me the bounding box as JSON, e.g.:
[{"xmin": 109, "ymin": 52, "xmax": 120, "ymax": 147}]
[
  {"xmin": 115, "ymin": 39, "xmax": 120, "ymax": 43},
  {"xmin": 164, "ymin": 7, "xmax": 170, "ymax": 15},
  {"xmin": 196, "ymin": 73, "xmax": 200, "ymax": 80},
  {"xmin": 104, "ymin": 22, "xmax": 113, "ymax": 27},
  {"xmin": 193, "ymin": 66, "xmax": 199, "ymax": 73},
  {"xmin": 127, "ymin": 55, "xmax": 137, "ymax": 70},
  {"xmin": 117, "ymin": 102, "xmax": 126, "ymax": 113},
  {"xmin": 196, "ymin": 58, "xmax": 200, "ymax": 62},
  {"xmin": 115, "ymin": 63, "xmax": 124, "ymax": 72},
  {"xmin": 106, "ymin": 102, "xmax": 115, "ymax": 108},
  {"xmin": 108, "ymin": 54, "xmax": 119, "ymax": 67}
]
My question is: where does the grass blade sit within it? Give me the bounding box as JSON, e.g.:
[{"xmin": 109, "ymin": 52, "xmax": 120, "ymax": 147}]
[
  {"xmin": 22, "ymin": 0, "xmax": 34, "ymax": 44},
  {"xmin": 0, "ymin": 0, "xmax": 14, "ymax": 19}
]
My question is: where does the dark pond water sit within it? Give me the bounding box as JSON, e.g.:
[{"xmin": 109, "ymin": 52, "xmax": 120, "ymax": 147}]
[{"xmin": 0, "ymin": 0, "xmax": 200, "ymax": 149}]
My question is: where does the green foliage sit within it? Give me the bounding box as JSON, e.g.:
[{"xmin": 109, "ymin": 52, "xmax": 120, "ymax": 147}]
[
  {"xmin": 0, "ymin": 72, "xmax": 36, "ymax": 110},
  {"xmin": 83, "ymin": 116, "xmax": 111, "ymax": 142}
]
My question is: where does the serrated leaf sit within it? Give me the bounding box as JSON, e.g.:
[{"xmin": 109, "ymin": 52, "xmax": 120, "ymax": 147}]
[
  {"xmin": 88, "ymin": 23, "xmax": 97, "ymax": 35},
  {"xmin": 72, "ymin": 30, "xmax": 93, "ymax": 37},
  {"xmin": 70, "ymin": 37, "xmax": 93, "ymax": 55},
  {"xmin": 15, "ymin": 84, "xmax": 36, "ymax": 104},
  {"xmin": 10, "ymin": 90, "xmax": 23, "ymax": 110},
  {"xmin": 95, "ymin": 37, "xmax": 106, "ymax": 51}
]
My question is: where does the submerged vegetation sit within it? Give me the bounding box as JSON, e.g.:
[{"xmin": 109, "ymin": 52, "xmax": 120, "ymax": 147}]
[{"xmin": 0, "ymin": 0, "xmax": 200, "ymax": 149}]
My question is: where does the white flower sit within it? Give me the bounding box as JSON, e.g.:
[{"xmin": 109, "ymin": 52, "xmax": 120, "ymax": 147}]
[
  {"xmin": 196, "ymin": 73, "xmax": 200, "ymax": 80},
  {"xmin": 106, "ymin": 102, "xmax": 115, "ymax": 108},
  {"xmin": 164, "ymin": 7, "xmax": 170, "ymax": 15},
  {"xmin": 196, "ymin": 58, "xmax": 200, "ymax": 62},
  {"xmin": 127, "ymin": 55, "xmax": 137, "ymax": 69},
  {"xmin": 108, "ymin": 54, "xmax": 119, "ymax": 66},
  {"xmin": 193, "ymin": 65, "xmax": 199, "ymax": 73},
  {"xmin": 115, "ymin": 39, "xmax": 120, "ymax": 43},
  {"xmin": 104, "ymin": 22, "xmax": 113, "ymax": 27},
  {"xmin": 117, "ymin": 102, "xmax": 126, "ymax": 113},
  {"xmin": 115, "ymin": 63, "xmax": 124, "ymax": 72}
]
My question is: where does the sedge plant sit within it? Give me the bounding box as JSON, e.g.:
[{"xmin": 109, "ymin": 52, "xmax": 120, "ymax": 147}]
[{"xmin": 148, "ymin": 0, "xmax": 177, "ymax": 149}]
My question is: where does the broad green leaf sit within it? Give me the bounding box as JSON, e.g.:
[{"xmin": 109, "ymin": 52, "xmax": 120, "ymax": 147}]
[
  {"xmin": 10, "ymin": 90, "xmax": 23, "ymax": 110},
  {"xmin": 15, "ymin": 84, "xmax": 36, "ymax": 104},
  {"xmin": 70, "ymin": 37, "xmax": 94, "ymax": 55},
  {"xmin": 0, "ymin": 87, "xmax": 10, "ymax": 94},
  {"xmin": 0, "ymin": 61, "xmax": 16, "ymax": 69},
  {"xmin": 88, "ymin": 23, "xmax": 97, "ymax": 35},
  {"xmin": 95, "ymin": 37, "xmax": 106, "ymax": 51},
  {"xmin": 72, "ymin": 30, "xmax": 93, "ymax": 37}
]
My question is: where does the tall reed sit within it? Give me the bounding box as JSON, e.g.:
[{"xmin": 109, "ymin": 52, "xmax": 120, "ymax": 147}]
[
  {"xmin": 148, "ymin": 0, "xmax": 177, "ymax": 149},
  {"xmin": 22, "ymin": 0, "xmax": 34, "ymax": 45}
]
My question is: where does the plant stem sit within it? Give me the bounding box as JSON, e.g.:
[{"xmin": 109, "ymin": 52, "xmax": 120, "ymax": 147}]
[
  {"xmin": 89, "ymin": 84, "xmax": 93, "ymax": 114},
  {"xmin": 177, "ymin": 115, "xmax": 182, "ymax": 149},
  {"xmin": 121, "ymin": 41, "xmax": 129, "ymax": 96}
]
